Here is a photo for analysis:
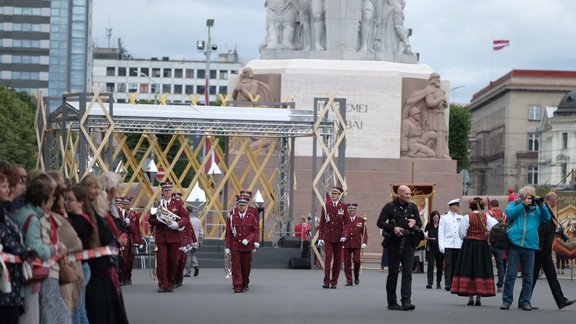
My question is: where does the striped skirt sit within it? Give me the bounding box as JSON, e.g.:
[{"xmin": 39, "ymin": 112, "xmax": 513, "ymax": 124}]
[{"xmin": 450, "ymin": 238, "xmax": 495, "ymax": 297}]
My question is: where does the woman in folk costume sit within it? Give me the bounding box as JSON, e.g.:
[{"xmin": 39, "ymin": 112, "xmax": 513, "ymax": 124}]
[{"xmin": 450, "ymin": 197, "xmax": 497, "ymax": 306}]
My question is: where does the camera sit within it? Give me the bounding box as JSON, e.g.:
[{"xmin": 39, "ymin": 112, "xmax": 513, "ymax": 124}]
[{"xmin": 530, "ymin": 196, "xmax": 544, "ymax": 206}]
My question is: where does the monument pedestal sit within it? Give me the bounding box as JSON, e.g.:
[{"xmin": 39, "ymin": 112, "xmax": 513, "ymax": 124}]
[{"xmin": 236, "ymin": 59, "xmax": 461, "ymax": 254}]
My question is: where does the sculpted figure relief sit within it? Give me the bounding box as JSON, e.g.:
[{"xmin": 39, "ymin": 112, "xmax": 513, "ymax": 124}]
[
  {"xmin": 263, "ymin": 0, "xmax": 299, "ymax": 49},
  {"xmin": 401, "ymin": 73, "xmax": 450, "ymax": 159},
  {"xmin": 401, "ymin": 107, "xmax": 436, "ymax": 158},
  {"xmin": 232, "ymin": 67, "xmax": 274, "ymax": 105},
  {"xmin": 299, "ymin": 0, "xmax": 326, "ymax": 51}
]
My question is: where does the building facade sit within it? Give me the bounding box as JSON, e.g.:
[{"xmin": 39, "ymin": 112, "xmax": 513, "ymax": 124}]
[
  {"xmin": 0, "ymin": 0, "xmax": 92, "ymax": 109},
  {"xmin": 468, "ymin": 70, "xmax": 576, "ymax": 195},
  {"xmin": 538, "ymin": 91, "xmax": 576, "ymax": 189},
  {"xmin": 92, "ymin": 48, "xmax": 242, "ymax": 104}
]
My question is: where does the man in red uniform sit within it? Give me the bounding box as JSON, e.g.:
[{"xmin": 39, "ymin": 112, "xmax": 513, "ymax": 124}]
[
  {"xmin": 120, "ymin": 196, "xmax": 144, "ymax": 285},
  {"xmin": 294, "ymin": 216, "xmax": 312, "ymax": 259},
  {"xmin": 342, "ymin": 203, "xmax": 368, "ymax": 286},
  {"xmin": 225, "ymin": 194, "xmax": 260, "ymax": 293},
  {"xmin": 318, "ymin": 186, "xmax": 349, "ymax": 289},
  {"xmin": 149, "ymin": 181, "xmax": 194, "ymax": 292}
]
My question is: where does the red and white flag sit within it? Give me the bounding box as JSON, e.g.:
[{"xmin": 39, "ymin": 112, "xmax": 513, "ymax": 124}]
[{"xmin": 493, "ymin": 39, "xmax": 510, "ymax": 51}]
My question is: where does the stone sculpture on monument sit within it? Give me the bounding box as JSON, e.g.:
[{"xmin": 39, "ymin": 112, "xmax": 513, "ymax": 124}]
[
  {"xmin": 401, "ymin": 107, "xmax": 436, "ymax": 158},
  {"xmin": 401, "ymin": 73, "xmax": 451, "ymax": 159},
  {"xmin": 232, "ymin": 67, "xmax": 274, "ymax": 106},
  {"xmin": 260, "ymin": 0, "xmax": 416, "ymax": 62}
]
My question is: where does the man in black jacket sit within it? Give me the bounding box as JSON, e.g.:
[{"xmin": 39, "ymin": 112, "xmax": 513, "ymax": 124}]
[
  {"xmin": 377, "ymin": 185, "xmax": 422, "ymax": 311},
  {"xmin": 525, "ymin": 191, "xmax": 575, "ymax": 310}
]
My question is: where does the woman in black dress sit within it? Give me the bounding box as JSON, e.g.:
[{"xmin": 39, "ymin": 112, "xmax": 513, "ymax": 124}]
[{"xmin": 424, "ymin": 210, "xmax": 443, "ymax": 289}]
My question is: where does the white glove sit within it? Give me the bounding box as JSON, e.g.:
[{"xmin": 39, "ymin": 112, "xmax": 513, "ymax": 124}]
[
  {"xmin": 241, "ymin": 239, "xmax": 249, "ymax": 246},
  {"xmin": 317, "ymin": 239, "xmax": 324, "ymax": 247},
  {"xmin": 178, "ymin": 246, "xmax": 186, "ymax": 252},
  {"xmin": 138, "ymin": 245, "xmax": 144, "ymax": 249},
  {"xmin": 168, "ymin": 221, "xmax": 179, "ymax": 230},
  {"xmin": 440, "ymin": 248, "xmax": 445, "ymax": 254},
  {"xmin": 224, "ymin": 248, "xmax": 231, "ymax": 254},
  {"xmin": 361, "ymin": 243, "xmax": 366, "ymax": 249},
  {"xmin": 191, "ymin": 242, "xmax": 199, "ymax": 249},
  {"xmin": 340, "ymin": 237, "xmax": 346, "ymax": 243},
  {"xmin": 254, "ymin": 242, "xmax": 260, "ymax": 248},
  {"xmin": 124, "ymin": 217, "xmax": 130, "ymax": 225}
]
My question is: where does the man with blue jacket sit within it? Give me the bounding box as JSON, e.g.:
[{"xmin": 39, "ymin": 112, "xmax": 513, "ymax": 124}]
[{"xmin": 501, "ymin": 185, "xmax": 551, "ymax": 311}]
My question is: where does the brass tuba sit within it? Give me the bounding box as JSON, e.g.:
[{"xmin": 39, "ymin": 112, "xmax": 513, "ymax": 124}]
[{"xmin": 154, "ymin": 205, "xmax": 181, "ymax": 226}]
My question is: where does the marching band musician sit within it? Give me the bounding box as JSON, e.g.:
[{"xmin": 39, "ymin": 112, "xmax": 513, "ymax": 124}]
[
  {"xmin": 318, "ymin": 186, "xmax": 350, "ymax": 289},
  {"xmin": 225, "ymin": 194, "xmax": 260, "ymax": 293},
  {"xmin": 119, "ymin": 196, "xmax": 144, "ymax": 286},
  {"xmin": 148, "ymin": 181, "xmax": 194, "ymax": 293},
  {"xmin": 342, "ymin": 203, "xmax": 368, "ymax": 286}
]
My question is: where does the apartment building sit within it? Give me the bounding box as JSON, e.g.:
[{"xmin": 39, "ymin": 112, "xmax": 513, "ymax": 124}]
[
  {"xmin": 0, "ymin": 0, "xmax": 92, "ymax": 109},
  {"xmin": 92, "ymin": 47, "xmax": 242, "ymax": 104},
  {"xmin": 468, "ymin": 70, "xmax": 576, "ymax": 195}
]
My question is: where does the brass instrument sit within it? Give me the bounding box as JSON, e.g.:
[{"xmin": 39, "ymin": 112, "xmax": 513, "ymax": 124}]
[
  {"xmin": 148, "ymin": 235, "xmax": 158, "ymax": 283},
  {"xmin": 155, "ymin": 205, "xmax": 181, "ymax": 226}
]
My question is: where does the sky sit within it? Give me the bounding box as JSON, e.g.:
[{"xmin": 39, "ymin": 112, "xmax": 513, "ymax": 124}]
[{"xmin": 92, "ymin": 0, "xmax": 576, "ymax": 104}]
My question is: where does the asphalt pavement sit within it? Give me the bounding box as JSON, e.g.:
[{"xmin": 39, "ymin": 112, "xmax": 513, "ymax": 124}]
[{"xmin": 122, "ymin": 267, "xmax": 575, "ymax": 324}]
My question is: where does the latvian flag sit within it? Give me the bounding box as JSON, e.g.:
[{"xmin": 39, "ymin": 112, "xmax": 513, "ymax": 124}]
[{"xmin": 493, "ymin": 39, "xmax": 510, "ymax": 51}]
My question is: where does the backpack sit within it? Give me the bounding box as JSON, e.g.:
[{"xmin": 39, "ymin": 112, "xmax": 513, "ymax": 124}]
[{"xmin": 488, "ymin": 213, "xmax": 510, "ymax": 250}]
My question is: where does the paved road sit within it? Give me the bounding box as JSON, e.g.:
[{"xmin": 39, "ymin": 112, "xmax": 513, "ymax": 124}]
[{"xmin": 123, "ymin": 267, "xmax": 575, "ymax": 324}]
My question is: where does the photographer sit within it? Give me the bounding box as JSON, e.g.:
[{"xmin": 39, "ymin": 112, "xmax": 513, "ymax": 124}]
[
  {"xmin": 501, "ymin": 185, "xmax": 551, "ymax": 311},
  {"xmin": 524, "ymin": 191, "xmax": 575, "ymax": 310},
  {"xmin": 377, "ymin": 185, "xmax": 422, "ymax": 311}
]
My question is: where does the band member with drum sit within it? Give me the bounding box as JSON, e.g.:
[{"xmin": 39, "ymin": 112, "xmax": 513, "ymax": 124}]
[
  {"xmin": 342, "ymin": 203, "xmax": 368, "ymax": 286},
  {"xmin": 318, "ymin": 186, "xmax": 349, "ymax": 289},
  {"xmin": 148, "ymin": 181, "xmax": 193, "ymax": 293},
  {"xmin": 225, "ymin": 194, "xmax": 260, "ymax": 293}
]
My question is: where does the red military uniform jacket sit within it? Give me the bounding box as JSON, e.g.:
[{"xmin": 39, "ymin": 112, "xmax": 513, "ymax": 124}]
[
  {"xmin": 318, "ymin": 201, "xmax": 349, "ymax": 243},
  {"xmin": 149, "ymin": 198, "xmax": 194, "ymax": 244},
  {"xmin": 343, "ymin": 216, "xmax": 368, "ymax": 249},
  {"xmin": 225, "ymin": 208, "xmax": 260, "ymax": 252},
  {"xmin": 127, "ymin": 209, "xmax": 144, "ymax": 246}
]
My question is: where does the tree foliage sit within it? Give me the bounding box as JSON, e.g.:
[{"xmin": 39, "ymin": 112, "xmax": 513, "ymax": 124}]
[
  {"xmin": 0, "ymin": 86, "xmax": 37, "ymax": 169},
  {"xmin": 448, "ymin": 104, "xmax": 471, "ymax": 173}
]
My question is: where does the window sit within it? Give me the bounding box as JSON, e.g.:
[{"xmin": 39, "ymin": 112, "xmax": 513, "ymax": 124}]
[
  {"xmin": 210, "ymin": 70, "xmax": 217, "ymax": 79},
  {"xmin": 197, "ymin": 69, "xmax": 205, "ymax": 79},
  {"xmin": 528, "ymin": 133, "xmax": 539, "ymax": 152},
  {"xmin": 197, "ymin": 85, "xmax": 205, "ymax": 94},
  {"xmin": 152, "ymin": 68, "xmax": 160, "ymax": 78},
  {"xmin": 128, "ymin": 83, "xmax": 138, "ymax": 93},
  {"xmin": 162, "ymin": 84, "xmax": 171, "ymax": 93},
  {"xmin": 129, "ymin": 67, "xmax": 138, "ymax": 77},
  {"xmin": 562, "ymin": 132, "xmax": 568, "ymax": 150},
  {"xmin": 118, "ymin": 67, "xmax": 126, "ymax": 77},
  {"xmin": 163, "ymin": 68, "xmax": 172, "ymax": 78},
  {"xmin": 151, "ymin": 84, "xmax": 158, "ymax": 94},
  {"xmin": 174, "ymin": 69, "xmax": 183, "ymax": 78},
  {"xmin": 528, "ymin": 105, "xmax": 541, "ymax": 121},
  {"xmin": 140, "ymin": 83, "xmax": 149, "ymax": 93},
  {"xmin": 106, "ymin": 67, "xmax": 115, "ymax": 76},
  {"xmin": 209, "ymin": 86, "xmax": 217, "ymax": 95},
  {"xmin": 561, "ymin": 163, "xmax": 568, "ymax": 184},
  {"xmin": 140, "ymin": 68, "xmax": 149, "ymax": 76},
  {"xmin": 219, "ymin": 70, "xmax": 229, "ymax": 80},
  {"xmin": 185, "ymin": 69, "xmax": 194, "ymax": 78},
  {"xmin": 117, "ymin": 83, "xmax": 126, "ymax": 92},
  {"xmin": 185, "ymin": 85, "xmax": 194, "ymax": 94},
  {"xmin": 219, "ymin": 86, "xmax": 228, "ymax": 95},
  {"xmin": 527, "ymin": 166, "xmax": 538, "ymax": 185},
  {"xmin": 106, "ymin": 83, "xmax": 115, "ymax": 92},
  {"xmin": 173, "ymin": 85, "xmax": 182, "ymax": 94}
]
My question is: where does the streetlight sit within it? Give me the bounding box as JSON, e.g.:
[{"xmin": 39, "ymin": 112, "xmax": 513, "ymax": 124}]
[
  {"xmin": 139, "ymin": 72, "xmax": 158, "ymax": 105},
  {"xmin": 197, "ymin": 19, "xmax": 217, "ymax": 106}
]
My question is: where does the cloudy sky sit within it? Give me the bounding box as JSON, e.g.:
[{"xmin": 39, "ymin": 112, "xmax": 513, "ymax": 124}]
[{"xmin": 92, "ymin": 0, "xmax": 576, "ymax": 103}]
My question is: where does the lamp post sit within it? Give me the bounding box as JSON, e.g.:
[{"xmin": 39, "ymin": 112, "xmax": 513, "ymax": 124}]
[
  {"xmin": 198, "ymin": 19, "xmax": 216, "ymax": 106},
  {"xmin": 139, "ymin": 72, "xmax": 158, "ymax": 105}
]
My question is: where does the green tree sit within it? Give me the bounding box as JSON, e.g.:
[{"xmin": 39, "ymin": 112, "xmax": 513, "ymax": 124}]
[
  {"xmin": 0, "ymin": 85, "xmax": 37, "ymax": 169},
  {"xmin": 448, "ymin": 104, "xmax": 471, "ymax": 172}
]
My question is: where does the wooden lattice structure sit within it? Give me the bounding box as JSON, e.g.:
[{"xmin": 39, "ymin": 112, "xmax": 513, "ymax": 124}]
[{"xmin": 36, "ymin": 89, "xmax": 345, "ymax": 247}]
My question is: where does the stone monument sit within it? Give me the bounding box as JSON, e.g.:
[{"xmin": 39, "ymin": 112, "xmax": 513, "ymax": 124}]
[{"xmin": 230, "ymin": 0, "xmax": 461, "ymax": 256}]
